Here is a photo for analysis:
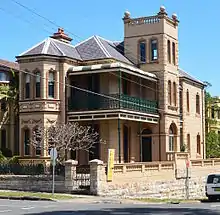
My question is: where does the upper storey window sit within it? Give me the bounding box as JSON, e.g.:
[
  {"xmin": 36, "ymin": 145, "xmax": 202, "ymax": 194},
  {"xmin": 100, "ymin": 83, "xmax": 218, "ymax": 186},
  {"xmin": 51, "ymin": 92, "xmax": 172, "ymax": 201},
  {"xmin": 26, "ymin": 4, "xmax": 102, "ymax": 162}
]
[
  {"xmin": 172, "ymin": 42, "xmax": 176, "ymax": 65},
  {"xmin": 0, "ymin": 72, "xmax": 9, "ymax": 82},
  {"xmin": 139, "ymin": 41, "xmax": 146, "ymax": 63},
  {"xmin": 167, "ymin": 40, "xmax": 171, "ymax": 63},
  {"xmin": 35, "ymin": 72, "xmax": 41, "ymax": 98},
  {"xmin": 151, "ymin": 39, "xmax": 158, "ymax": 61},
  {"xmin": 48, "ymin": 71, "xmax": 55, "ymax": 98},
  {"xmin": 168, "ymin": 80, "xmax": 171, "ymax": 105},
  {"xmin": 25, "ymin": 74, "xmax": 30, "ymax": 99},
  {"xmin": 196, "ymin": 94, "xmax": 200, "ymax": 114}
]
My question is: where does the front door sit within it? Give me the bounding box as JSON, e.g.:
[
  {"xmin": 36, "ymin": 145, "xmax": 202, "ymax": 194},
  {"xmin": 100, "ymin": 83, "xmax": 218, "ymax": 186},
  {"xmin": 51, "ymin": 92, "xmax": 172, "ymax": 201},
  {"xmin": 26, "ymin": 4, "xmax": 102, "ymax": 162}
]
[{"xmin": 142, "ymin": 136, "xmax": 152, "ymax": 162}]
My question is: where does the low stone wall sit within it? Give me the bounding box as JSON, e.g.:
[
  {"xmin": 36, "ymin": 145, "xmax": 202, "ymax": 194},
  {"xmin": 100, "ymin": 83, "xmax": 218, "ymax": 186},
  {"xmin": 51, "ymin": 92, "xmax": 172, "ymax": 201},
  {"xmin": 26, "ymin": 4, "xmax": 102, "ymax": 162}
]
[
  {"xmin": 89, "ymin": 159, "xmax": 220, "ymax": 199},
  {"xmin": 0, "ymin": 175, "xmax": 65, "ymax": 193}
]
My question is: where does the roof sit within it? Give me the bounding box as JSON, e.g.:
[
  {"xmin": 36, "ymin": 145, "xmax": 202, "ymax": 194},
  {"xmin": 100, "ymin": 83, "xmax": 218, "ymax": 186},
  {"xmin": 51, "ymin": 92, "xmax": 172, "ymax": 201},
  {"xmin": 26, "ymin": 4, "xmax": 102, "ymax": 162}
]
[
  {"xmin": 0, "ymin": 59, "xmax": 19, "ymax": 71},
  {"xmin": 68, "ymin": 62, "xmax": 157, "ymax": 81},
  {"xmin": 18, "ymin": 38, "xmax": 82, "ymax": 60},
  {"xmin": 18, "ymin": 36, "xmax": 133, "ymax": 65},
  {"xmin": 179, "ymin": 69, "xmax": 205, "ymax": 85}
]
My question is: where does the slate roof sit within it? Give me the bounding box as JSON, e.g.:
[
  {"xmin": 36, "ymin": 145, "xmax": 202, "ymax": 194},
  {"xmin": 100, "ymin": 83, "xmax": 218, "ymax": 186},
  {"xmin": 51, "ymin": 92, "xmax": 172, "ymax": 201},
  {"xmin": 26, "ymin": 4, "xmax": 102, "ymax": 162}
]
[
  {"xmin": 179, "ymin": 69, "xmax": 204, "ymax": 85},
  {"xmin": 18, "ymin": 36, "xmax": 133, "ymax": 65},
  {"xmin": 0, "ymin": 59, "xmax": 19, "ymax": 71},
  {"xmin": 18, "ymin": 38, "xmax": 82, "ymax": 60}
]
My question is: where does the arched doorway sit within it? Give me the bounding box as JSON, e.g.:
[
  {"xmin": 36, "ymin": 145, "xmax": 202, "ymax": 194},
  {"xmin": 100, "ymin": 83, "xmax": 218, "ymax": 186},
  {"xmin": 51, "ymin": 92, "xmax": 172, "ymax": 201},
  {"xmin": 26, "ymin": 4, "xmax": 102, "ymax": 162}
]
[
  {"xmin": 141, "ymin": 128, "xmax": 152, "ymax": 162},
  {"xmin": 169, "ymin": 123, "xmax": 177, "ymax": 151}
]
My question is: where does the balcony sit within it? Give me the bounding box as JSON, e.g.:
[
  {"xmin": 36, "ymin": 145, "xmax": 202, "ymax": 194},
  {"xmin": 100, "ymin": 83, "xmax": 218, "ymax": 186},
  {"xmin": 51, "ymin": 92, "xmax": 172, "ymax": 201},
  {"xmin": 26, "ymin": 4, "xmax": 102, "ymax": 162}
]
[{"xmin": 68, "ymin": 93, "xmax": 158, "ymax": 115}]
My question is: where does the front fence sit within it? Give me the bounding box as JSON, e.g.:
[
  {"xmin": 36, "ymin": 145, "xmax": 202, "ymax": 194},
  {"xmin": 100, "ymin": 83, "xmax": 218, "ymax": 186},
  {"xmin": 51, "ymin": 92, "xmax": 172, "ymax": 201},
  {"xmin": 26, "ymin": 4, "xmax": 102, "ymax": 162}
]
[
  {"xmin": 72, "ymin": 165, "xmax": 90, "ymax": 194},
  {"xmin": 0, "ymin": 163, "xmax": 65, "ymax": 176}
]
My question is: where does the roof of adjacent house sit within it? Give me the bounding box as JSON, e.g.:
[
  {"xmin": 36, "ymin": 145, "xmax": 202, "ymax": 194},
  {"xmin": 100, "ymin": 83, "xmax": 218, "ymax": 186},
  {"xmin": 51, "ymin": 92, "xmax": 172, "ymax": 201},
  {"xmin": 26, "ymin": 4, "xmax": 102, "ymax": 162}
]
[
  {"xmin": 179, "ymin": 69, "xmax": 204, "ymax": 85},
  {"xmin": 0, "ymin": 59, "xmax": 19, "ymax": 71},
  {"xmin": 18, "ymin": 36, "xmax": 132, "ymax": 65}
]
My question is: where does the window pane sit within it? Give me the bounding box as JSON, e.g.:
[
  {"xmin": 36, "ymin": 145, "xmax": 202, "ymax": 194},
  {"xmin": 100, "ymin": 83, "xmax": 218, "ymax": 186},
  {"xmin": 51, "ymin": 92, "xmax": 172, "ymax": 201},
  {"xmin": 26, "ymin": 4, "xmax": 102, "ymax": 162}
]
[
  {"xmin": 36, "ymin": 82, "xmax": 40, "ymax": 98},
  {"xmin": 24, "ymin": 129, "xmax": 30, "ymax": 155},
  {"xmin": 49, "ymin": 72, "xmax": 54, "ymax": 82},
  {"xmin": 36, "ymin": 72, "xmax": 40, "ymax": 83},
  {"xmin": 0, "ymin": 72, "xmax": 9, "ymax": 82},
  {"xmin": 139, "ymin": 42, "xmax": 146, "ymax": 62},
  {"xmin": 151, "ymin": 40, "xmax": 158, "ymax": 61},
  {"xmin": 25, "ymin": 74, "xmax": 30, "ymax": 83},
  {"xmin": 25, "ymin": 83, "xmax": 30, "ymax": 99},
  {"xmin": 48, "ymin": 84, "xmax": 54, "ymax": 98}
]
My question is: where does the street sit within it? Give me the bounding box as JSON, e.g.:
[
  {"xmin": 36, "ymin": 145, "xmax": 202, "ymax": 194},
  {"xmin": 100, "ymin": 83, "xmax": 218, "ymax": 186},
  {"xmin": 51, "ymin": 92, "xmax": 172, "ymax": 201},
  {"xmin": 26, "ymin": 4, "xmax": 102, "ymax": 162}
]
[{"xmin": 1, "ymin": 199, "xmax": 220, "ymax": 214}]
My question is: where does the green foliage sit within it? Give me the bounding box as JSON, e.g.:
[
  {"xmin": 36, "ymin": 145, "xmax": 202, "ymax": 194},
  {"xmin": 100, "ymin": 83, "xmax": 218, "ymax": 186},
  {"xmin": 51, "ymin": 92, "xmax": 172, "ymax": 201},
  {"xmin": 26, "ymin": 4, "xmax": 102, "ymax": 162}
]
[
  {"xmin": 206, "ymin": 131, "xmax": 220, "ymax": 158},
  {"xmin": 180, "ymin": 143, "xmax": 187, "ymax": 152},
  {"xmin": 0, "ymin": 151, "xmax": 7, "ymax": 163},
  {"xmin": 8, "ymin": 156, "xmax": 20, "ymax": 164}
]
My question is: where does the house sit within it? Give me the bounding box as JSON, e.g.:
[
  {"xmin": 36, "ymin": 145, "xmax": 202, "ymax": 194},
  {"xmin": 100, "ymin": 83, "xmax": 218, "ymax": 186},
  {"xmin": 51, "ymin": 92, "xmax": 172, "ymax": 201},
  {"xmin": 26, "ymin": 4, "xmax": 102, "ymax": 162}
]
[
  {"xmin": 0, "ymin": 59, "xmax": 19, "ymax": 156},
  {"xmin": 16, "ymin": 6, "xmax": 206, "ymax": 164}
]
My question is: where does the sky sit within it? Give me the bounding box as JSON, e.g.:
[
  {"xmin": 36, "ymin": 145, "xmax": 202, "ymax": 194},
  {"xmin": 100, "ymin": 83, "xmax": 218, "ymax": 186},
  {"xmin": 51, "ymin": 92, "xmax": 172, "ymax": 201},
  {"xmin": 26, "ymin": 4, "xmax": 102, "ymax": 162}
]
[{"xmin": 0, "ymin": 0, "xmax": 219, "ymax": 95}]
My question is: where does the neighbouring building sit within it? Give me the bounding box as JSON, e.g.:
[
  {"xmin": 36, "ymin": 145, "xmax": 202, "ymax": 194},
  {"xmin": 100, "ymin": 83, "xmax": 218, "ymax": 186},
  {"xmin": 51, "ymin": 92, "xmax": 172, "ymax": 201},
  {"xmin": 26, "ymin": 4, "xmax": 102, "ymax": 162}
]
[
  {"xmin": 206, "ymin": 96, "xmax": 220, "ymax": 134},
  {"xmin": 15, "ymin": 6, "xmax": 206, "ymax": 164},
  {"xmin": 0, "ymin": 59, "xmax": 19, "ymax": 156}
]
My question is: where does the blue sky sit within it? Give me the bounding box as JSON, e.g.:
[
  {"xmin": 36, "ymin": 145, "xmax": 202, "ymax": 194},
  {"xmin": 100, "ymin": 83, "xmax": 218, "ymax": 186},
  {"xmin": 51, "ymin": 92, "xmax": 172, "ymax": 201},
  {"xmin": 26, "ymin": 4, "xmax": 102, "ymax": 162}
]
[{"xmin": 0, "ymin": 0, "xmax": 218, "ymax": 95}]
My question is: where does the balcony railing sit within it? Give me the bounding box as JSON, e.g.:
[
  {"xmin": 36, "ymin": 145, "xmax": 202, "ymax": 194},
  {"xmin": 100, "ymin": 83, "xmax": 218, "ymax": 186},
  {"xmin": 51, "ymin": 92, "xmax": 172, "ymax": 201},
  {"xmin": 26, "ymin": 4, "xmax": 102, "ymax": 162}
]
[{"xmin": 68, "ymin": 93, "xmax": 158, "ymax": 114}]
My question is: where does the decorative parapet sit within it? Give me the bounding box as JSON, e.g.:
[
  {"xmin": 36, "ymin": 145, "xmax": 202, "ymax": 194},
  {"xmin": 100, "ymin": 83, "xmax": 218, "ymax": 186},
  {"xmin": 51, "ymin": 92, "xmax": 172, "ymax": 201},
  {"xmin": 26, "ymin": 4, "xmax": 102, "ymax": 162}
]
[{"xmin": 19, "ymin": 100, "xmax": 60, "ymax": 112}]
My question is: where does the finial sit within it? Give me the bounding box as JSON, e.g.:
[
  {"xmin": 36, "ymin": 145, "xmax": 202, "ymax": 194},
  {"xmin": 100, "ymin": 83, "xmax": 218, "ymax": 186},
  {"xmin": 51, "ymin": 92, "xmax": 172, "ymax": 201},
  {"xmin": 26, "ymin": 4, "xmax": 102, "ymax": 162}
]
[
  {"xmin": 172, "ymin": 13, "xmax": 178, "ymax": 21},
  {"xmin": 160, "ymin": 6, "xmax": 166, "ymax": 13},
  {"xmin": 124, "ymin": 11, "xmax": 131, "ymax": 19}
]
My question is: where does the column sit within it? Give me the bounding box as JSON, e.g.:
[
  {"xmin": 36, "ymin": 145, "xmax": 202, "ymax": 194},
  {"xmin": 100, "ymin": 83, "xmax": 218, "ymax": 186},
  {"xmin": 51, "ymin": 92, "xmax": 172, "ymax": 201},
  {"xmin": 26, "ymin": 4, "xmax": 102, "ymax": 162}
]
[{"xmin": 64, "ymin": 159, "xmax": 78, "ymax": 192}]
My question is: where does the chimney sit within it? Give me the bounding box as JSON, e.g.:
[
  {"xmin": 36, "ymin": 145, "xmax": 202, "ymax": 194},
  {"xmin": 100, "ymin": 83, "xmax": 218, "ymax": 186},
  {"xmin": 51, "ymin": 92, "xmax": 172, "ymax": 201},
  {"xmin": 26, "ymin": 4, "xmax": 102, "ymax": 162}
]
[{"xmin": 50, "ymin": 28, "xmax": 72, "ymax": 44}]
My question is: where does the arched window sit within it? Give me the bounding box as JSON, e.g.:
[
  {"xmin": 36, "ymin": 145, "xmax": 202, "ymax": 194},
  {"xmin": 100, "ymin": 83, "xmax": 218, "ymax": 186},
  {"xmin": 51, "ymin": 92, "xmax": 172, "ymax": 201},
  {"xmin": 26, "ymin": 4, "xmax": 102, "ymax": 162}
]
[
  {"xmin": 186, "ymin": 90, "xmax": 189, "ymax": 112},
  {"xmin": 151, "ymin": 39, "xmax": 158, "ymax": 61},
  {"xmin": 169, "ymin": 123, "xmax": 177, "ymax": 151},
  {"xmin": 173, "ymin": 82, "xmax": 177, "ymax": 106},
  {"xmin": 35, "ymin": 72, "xmax": 41, "ymax": 98},
  {"xmin": 167, "ymin": 40, "xmax": 171, "ymax": 63},
  {"xmin": 187, "ymin": 133, "xmax": 190, "ymax": 152},
  {"xmin": 48, "ymin": 71, "xmax": 55, "ymax": 98},
  {"xmin": 172, "ymin": 42, "xmax": 176, "ymax": 65},
  {"xmin": 139, "ymin": 41, "xmax": 146, "ymax": 63},
  {"xmin": 25, "ymin": 74, "xmax": 30, "ymax": 99},
  {"xmin": 33, "ymin": 126, "xmax": 41, "ymax": 156},
  {"xmin": 168, "ymin": 80, "xmax": 172, "ymax": 105},
  {"xmin": 24, "ymin": 128, "xmax": 30, "ymax": 155},
  {"xmin": 196, "ymin": 94, "xmax": 200, "ymax": 114},
  {"xmin": 197, "ymin": 134, "xmax": 201, "ymax": 154},
  {"xmin": 1, "ymin": 129, "xmax": 6, "ymax": 149}
]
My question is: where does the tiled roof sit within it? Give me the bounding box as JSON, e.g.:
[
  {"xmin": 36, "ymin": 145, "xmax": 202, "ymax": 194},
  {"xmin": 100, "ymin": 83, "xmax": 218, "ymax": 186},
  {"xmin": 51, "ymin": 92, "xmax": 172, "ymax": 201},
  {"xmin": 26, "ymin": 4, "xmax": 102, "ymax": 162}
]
[
  {"xmin": 18, "ymin": 36, "xmax": 133, "ymax": 65},
  {"xmin": 18, "ymin": 38, "xmax": 82, "ymax": 60},
  {"xmin": 179, "ymin": 69, "xmax": 204, "ymax": 85},
  {"xmin": 0, "ymin": 59, "xmax": 19, "ymax": 70}
]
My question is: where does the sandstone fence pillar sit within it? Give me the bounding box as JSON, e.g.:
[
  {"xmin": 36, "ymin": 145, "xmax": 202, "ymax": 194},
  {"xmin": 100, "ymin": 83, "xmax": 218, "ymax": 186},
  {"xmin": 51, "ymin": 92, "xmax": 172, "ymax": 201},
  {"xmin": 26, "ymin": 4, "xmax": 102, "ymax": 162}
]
[
  {"xmin": 89, "ymin": 159, "xmax": 105, "ymax": 195},
  {"xmin": 64, "ymin": 159, "xmax": 78, "ymax": 192}
]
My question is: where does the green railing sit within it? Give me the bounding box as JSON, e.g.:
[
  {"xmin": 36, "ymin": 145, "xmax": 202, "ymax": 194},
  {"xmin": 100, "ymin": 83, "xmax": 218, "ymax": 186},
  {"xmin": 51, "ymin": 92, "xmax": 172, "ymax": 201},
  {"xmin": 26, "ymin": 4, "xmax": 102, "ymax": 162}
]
[{"xmin": 68, "ymin": 93, "xmax": 158, "ymax": 114}]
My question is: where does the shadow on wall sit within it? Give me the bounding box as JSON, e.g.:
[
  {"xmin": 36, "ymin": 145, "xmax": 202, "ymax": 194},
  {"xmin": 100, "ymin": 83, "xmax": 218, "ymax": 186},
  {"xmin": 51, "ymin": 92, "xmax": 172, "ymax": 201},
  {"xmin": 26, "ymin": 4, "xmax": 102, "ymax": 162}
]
[{"xmin": 26, "ymin": 206, "xmax": 219, "ymax": 215}]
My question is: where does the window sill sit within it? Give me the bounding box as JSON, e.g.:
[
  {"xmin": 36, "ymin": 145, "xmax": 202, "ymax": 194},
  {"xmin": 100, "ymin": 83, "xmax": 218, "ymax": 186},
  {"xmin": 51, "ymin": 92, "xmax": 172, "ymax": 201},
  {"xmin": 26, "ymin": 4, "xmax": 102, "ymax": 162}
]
[
  {"xmin": 196, "ymin": 153, "xmax": 202, "ymax": 158},
  {"xmin": 195, "ymin": 113, "xmax": 201, "ymax": 118},
  {"xmin": 149, "ymin": 60, "xmax": 159, "ymax": 64},
  {"xmin": 168, "ymin": 105, "xmax": 178, "ymax": 111}
]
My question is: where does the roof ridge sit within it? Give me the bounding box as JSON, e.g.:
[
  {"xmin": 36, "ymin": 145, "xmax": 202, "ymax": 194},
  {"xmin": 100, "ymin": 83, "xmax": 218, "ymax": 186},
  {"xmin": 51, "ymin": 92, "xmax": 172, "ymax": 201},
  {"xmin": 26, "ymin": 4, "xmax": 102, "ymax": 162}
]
[
  {"xmin": 18, "ymin": 38, "xmax": 47, "ymax": 56},
  {"xmin": 50, "ymin": 39, "xmax": 65, "ymax": 56},
  {"xmin": 94, "ymin": 36, "xmax": 111, "ymax": 58},
  {"xmin": 42, "ymin": 38, "xmax": 51, "ymax": 54}
]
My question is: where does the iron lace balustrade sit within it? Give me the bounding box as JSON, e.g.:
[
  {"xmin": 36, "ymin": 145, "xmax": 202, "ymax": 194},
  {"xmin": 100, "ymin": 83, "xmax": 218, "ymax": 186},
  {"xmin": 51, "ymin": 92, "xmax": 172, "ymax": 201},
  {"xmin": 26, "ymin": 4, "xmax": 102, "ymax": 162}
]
[{"xmin": 68, "ymin": 93, "xmax": 158, "ymax": 114}]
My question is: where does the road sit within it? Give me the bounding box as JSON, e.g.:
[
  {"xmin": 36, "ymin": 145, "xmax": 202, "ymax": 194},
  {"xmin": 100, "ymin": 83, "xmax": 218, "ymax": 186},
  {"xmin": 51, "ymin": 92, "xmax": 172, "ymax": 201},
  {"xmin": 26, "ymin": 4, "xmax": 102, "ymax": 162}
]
[{"xmin": 1, "ymin": 198, "xmax": 220, "ymax": 214}]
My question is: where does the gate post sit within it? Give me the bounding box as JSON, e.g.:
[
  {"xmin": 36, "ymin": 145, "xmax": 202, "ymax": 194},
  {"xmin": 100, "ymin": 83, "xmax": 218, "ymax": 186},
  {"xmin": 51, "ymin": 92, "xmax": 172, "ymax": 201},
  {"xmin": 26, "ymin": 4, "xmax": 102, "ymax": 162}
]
[
  {"xmin": 89, "ymin": 159, "xmax": 105, "ymax": 195},
  {"xmin": 64, "ymin": 160, "xmax": 78, "ymax": 192}
]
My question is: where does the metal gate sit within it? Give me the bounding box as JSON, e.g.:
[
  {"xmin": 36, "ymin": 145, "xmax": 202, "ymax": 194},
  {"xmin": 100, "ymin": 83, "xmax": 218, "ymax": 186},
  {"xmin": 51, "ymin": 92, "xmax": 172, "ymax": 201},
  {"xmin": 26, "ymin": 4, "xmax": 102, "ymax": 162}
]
[{"xmin": 73, "ymin": 165, "xmax": 90, "ymax": 194}]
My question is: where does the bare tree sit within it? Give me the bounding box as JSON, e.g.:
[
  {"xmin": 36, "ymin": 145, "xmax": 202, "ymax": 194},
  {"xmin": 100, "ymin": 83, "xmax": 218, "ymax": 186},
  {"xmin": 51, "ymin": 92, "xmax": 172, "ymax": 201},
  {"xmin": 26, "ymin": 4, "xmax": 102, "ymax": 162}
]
[{"xmin": 30, "ymin": 122, "xmax": 104, "ymax": 161}]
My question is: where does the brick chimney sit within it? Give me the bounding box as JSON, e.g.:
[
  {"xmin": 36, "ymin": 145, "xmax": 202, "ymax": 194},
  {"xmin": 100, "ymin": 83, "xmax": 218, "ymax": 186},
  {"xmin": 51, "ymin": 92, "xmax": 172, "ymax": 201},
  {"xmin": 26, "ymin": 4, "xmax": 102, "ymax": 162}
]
[{"xmin": 50, "ymin": 28, "xmax": 72, "ymax": 43}]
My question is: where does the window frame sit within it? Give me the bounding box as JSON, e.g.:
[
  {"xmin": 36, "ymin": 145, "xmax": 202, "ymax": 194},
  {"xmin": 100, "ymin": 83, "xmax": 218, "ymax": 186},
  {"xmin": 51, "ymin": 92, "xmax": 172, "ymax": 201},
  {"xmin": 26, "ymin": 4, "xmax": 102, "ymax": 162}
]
[
  {"xmin": 25, "ymin": 74, "xmax": 30, "ymax": 99},
  {"xmin": 173, "ymin": 82, "xmax": 177, "ymax": 106},
  {"xmin": 186, "ymin": 90, "xmax": 190, "ymax": 112},
  {"xmin": 48, "ymin": 71, "xmax": 55, "ymax": 98},
  {"xmin": 138, "ymin": 40, "xmax": 146, "ymax": 63},
  {"xmin": 167, "ymin": 40, "xmax": 171, "ymax": 63},
  {"xmin": 150, "ymin": 39, "xmax": 158, "ymax": 61},
  {"xmin": 168, "ymin": 80, "xmax": 172, "ymax": 105},
  {"xmin": 35, "ymin": 71, "xmax": 41, "ymax": 98},
  {"xmin": 172, "ymin": 42, "xmax": 176, "ymax": 65},
  {"xmin": 197, "ymin": 134, "xmax": 201, "ymax": 154},
  {"xmin": 24, "ymin": 128, "xmax": 30, "ymax": 156},
  {"xmin": 196, "ymin": 93, "xmax": 200, "ymax": 114}
]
